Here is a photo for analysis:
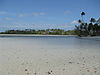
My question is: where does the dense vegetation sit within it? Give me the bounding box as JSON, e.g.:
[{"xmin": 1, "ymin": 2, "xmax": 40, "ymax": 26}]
[
  {"xmin": 0, "ymin": 29, "xmax": 76, "ymax": 35},
  {"xmin": 75, "ymin": 12, "xmax": 100, "ymax": 36}
]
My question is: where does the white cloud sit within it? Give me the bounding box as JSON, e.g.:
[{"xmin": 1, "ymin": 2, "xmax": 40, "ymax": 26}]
[
  {"xmin": 0, "ymin": 11, "xmax": 46, "ymax": 18},
  {"xmin": 18, "ymin": 12, "xmax": 46, "ymax": 17},
  {"xmin": 71, "ymin": 20, "xmax": 79, "ymax": 24},
  {"xmin": 64, "ymin": 10, "xmax": 71, "ymax": 14},
  {"xmin": 0, "ymin": 11, "xmax": 8, "ymax": 14},
  {"xmin": 4, "ymin": 17, "xmax": 13, "ymax": 20},
  {"xmin": 32, "ymin": 12, "xmax": 46, "ymax": 16},
  {"xmin": 0, "ymin": 17, "xmax": 13, "ymax": 21},
  {"xmin": 18, "ymin": 14, "xmax": 25, "ymax": 17},
  {"xmin": 1, "ymin": 23, "xmax": 74, "ymax": 30}
]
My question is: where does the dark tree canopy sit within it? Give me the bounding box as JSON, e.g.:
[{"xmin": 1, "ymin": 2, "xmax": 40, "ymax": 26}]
[
  {"xmin": 81, "ymin": 12, "xmax": 85, "ymax": 16},
  {"xmin": 75, "ymin": 12, "xmax": 100, "ymax": 36}
]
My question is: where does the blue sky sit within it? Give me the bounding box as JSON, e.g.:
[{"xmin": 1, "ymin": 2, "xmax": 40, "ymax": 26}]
[{"xmin": 0, "ymin": 0, "xmax": 100, "ymax": 31}]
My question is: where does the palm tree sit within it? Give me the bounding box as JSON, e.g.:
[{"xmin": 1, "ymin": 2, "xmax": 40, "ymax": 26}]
[
  {"xmin": 96, "ymin": 18, "xmax": 100, "ymax": 25},
  {"xmin": 75, "ymin": 25, "xmax": 80, "ymax": 36},
  {"xmin": 94, "ymin": 24, "xmax": 98, "ymax": 33},
  {"xmin": 78, "ymin": 19, "xmax": 82, "ymax": 23},
  {"xmin": 90, "ymin": 18, "xmax": 96, "ymax": 23},
  {"xmin": 81, "ymin": 12, "xmax": 85, "ymax": 23}
]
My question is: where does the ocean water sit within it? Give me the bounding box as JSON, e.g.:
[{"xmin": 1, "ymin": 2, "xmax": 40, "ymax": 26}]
[{"xmin": 0, "ymin": 36, "xmax": 100, "ymax": 51}]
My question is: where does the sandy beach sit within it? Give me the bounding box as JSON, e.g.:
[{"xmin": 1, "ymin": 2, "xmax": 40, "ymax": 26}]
[{"xmin": 0, "ymin": 36, "xmax": 100, "ymax": 75}]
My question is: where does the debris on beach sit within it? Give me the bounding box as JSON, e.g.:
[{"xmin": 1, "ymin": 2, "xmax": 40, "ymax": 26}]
[
  {"xmin": 82, "ymin": 57, "xmax": 85, "ymax": 59},
  {"xmin": 62, "ymin": 68, "xmax": 65, "ymax": 71},
  {"xmin": 68, "ymin": 62, "xmax": 73, "ymax": 64},
  {"xmin": 87, "ymin": 70, "xmax": 90, "ymax": 72},
  {"xmin": 48, "ymin": 71, "xmax": 51, "ymax": 74},
  {"xmin": 46, "ymin": 62, "xmax": 48, "ymax": 63},
  {"xmin": 51, "ymin": 70, "xmax": 52, "ymax": 72},
  {"xmin": 34, "ymin": 72, "xmax": 37, "ymax": 75},
  {"xmin": 77, "ymin": 62, "xmax": 80, "ymax": 64},
  {"xmin": 94, "ymin": 70, "xmax": 97, "ymax": 73},
  {"xmin": 25, "ymin": 69, "xmax": 28, "ymax": 71},
  {"xmin": 27, "ymin": 72, "xmax": 29, "ymax": 75}
]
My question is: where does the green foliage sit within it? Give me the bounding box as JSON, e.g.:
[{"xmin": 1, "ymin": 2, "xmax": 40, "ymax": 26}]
[
  {"xmin": 81, "ymin": 12, "xmax": 85, "ymax": 16},
  {"xmin": 75, "ymin": 12, "xmax": 100, "ymax": 36},
  {"xmin": 0, "ymin": 29, "xmax": 76, "ymax": 35},
  {"xmin": 90, "ymin": 18, "xmax": 96, "ymax": 23},
  {"xmin": 75, "ymin": 18, "xmax": 100, "ymax": 36}
]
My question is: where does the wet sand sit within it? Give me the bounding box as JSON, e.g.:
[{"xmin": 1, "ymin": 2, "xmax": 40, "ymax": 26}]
[{"xmin": 0, "ymin": 36, "xmax": 100, "ymax": 75}]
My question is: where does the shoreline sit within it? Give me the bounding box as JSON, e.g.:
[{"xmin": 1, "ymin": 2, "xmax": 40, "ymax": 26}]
[
  {"xmin": 0, "ymin": 34, "xmax": 100, "ymax": 39},
  {"xmin": 0, "ymin": 34, "xmax": 76, "ymax": 37}
]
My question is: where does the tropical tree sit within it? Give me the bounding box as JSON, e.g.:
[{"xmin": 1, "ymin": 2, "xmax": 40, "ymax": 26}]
[
  {"xmin": 96, "ymin": 18, "xmax": 100, "ymax": 25},
  {"xmin": 75, "ymin": 12, "xmax": 100, "ymax": 36},
  {"xmin": 78, "ymin": 19, "xmax": 82, "ymax": 23},
  {"xmin": 81, "ymin": 12, "xmax": 85, "ymax": 23},
  {"xmin": 90, "ymin": 18, "xmax": 96, "ymax": 23}
]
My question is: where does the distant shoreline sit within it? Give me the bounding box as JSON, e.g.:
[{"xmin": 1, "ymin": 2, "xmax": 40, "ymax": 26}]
[
  {"xmin": 0, "ymin": 34, "xmax": 76, "ymax": 37},
  {"xmin": 0, "ymin": 34, "xmax": 100, "ymax": 39}
]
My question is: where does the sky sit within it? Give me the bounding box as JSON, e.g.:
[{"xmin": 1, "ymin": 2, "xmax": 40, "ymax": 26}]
[{"xmin": 0, "ymin": 0, "xmax": 100, "ymax": 31}]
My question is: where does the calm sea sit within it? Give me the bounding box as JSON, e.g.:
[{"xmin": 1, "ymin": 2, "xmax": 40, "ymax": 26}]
[{"xmin": 0, "ymin": 35, "xmax": 100, "ymax": 51}]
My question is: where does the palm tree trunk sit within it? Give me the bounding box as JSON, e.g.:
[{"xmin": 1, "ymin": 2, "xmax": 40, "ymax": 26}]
[{"xmin": 81, "ymin": 15, "xmax": 84, "ymax": 23}]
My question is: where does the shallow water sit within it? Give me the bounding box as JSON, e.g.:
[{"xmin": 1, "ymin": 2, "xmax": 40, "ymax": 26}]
[
  {"xmin": 0, "ymin": 36, "xmax": 100, "ymax": 51},
  {"xmin": 0, "ymin": 36, "xmax": 100, "ymax": 75}
]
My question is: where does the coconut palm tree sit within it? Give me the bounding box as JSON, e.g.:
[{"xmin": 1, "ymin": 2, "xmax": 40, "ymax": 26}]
[
  {"xmin": 78, "ymin": 19, "xmax": 82, "ymax": 23},
  {"xmin": 81, "ymin": 12, "xmax": 85, "ymax": 23},
  {"xmin": 90, "ymin": 18, "xmax": 96, "ymax": 23},
  {"xmin": 96, "ymin": 18, "xmax": 100, "ymax": 25}
]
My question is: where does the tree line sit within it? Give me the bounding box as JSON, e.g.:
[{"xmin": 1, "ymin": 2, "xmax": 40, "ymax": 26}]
[{"xmin": 0, "ymin": 29, "xmax": 76, "ymax": 35}]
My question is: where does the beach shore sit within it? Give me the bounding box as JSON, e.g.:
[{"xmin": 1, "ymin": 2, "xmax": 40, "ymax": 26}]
[
  {"xmin": 0, "ymin": 36, "xmax": 100, "ymax": 75},
  {"xmin": 0, "ymin": 34, "xmax": 76, "ymax": 37}
]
